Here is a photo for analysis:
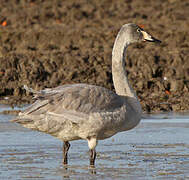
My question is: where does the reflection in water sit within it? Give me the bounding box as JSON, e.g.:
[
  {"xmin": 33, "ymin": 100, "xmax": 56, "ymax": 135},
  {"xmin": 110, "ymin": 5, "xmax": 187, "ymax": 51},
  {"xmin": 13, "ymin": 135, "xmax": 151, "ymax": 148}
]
[
  {"xmin": 59, "ymin": 165, "xmax": 96, "ymax": 179},
  {"xmin": 0, "ymin": 107, "xmax": 189, "ymax": 179},
  {"xmin": 89, "ymin": 165, "xmax": 97, "ymax": 175}
]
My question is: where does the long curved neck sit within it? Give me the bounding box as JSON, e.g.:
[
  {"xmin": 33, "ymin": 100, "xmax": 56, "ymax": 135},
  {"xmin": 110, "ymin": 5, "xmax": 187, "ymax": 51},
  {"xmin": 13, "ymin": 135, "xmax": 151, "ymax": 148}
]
[{"xmin": 112, "ymin": 29, "xmax": 142, "ymax": 114}]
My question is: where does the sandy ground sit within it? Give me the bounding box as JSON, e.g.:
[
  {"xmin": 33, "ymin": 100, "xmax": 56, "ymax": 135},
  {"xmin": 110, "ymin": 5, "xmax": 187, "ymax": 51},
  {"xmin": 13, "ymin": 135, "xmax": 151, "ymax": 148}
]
[{"xmin": 0, "ymin": 0, "xmax": 189, "ymax": 112}]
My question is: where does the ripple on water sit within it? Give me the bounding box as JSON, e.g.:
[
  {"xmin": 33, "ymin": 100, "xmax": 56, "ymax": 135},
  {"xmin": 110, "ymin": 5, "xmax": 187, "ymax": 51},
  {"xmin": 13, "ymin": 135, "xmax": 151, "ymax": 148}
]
[{"xmin": 0, "ymin": 109, "xmax": 189, "ymax": 179}]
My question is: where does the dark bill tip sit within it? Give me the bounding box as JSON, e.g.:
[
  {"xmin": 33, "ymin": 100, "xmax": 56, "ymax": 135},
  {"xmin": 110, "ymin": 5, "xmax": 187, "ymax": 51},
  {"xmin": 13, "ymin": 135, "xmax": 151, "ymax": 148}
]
[{"xmin": 146, "ymin": 37, "xmax": 161, "ymax": 43}]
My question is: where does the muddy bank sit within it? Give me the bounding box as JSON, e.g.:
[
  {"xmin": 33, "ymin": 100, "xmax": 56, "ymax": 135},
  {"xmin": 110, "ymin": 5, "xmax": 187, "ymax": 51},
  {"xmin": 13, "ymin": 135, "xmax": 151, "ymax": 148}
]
[{"xmin": 0, "ymin": 0, "xmax": 189, "ymax": 112}]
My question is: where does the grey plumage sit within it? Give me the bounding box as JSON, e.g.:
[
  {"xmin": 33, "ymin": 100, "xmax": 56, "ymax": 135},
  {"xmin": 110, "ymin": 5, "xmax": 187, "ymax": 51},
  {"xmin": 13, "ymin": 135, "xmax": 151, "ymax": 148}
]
[{"xmin": 12, "ymin": 23, "xmax": 160, "ymax": 165}]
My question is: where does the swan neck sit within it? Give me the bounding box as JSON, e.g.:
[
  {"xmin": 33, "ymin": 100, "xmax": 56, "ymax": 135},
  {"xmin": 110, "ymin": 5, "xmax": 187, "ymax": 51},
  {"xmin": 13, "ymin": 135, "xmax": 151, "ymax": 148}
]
[
  {"xmin": 112, "ymin": 31, "xmax": 142, "ymax": 114},
  {"xmin": 112, "ymin": 38, "xmax": 133, "ymax": 97}
]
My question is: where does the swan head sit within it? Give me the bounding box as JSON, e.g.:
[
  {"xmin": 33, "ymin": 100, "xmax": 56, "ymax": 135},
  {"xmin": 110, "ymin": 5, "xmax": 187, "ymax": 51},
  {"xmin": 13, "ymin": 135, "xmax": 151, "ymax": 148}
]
[{"xmin": 121, "ymin": 23, "xmax": 161, "ymax": 44}]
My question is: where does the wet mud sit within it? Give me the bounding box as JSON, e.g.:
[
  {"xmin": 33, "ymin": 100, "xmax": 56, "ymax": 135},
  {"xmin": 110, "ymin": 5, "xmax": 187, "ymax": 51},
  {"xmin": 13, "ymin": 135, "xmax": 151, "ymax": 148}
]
[{"xmin": 0, "ymin": 0, "xmax": 189, "ymax": 112}]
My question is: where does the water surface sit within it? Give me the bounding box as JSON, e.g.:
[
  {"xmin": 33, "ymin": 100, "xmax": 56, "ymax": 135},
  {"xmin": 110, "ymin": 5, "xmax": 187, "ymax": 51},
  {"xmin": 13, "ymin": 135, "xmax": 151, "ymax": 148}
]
[{"xmin": 0, "ymin": 106, "xmax": 189, "ymax": 179}]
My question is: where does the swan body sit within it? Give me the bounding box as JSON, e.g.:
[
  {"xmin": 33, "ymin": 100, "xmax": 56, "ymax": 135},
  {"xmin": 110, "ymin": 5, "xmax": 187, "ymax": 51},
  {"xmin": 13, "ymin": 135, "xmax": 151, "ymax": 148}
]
[{"xmin": 12, "ymin": 23, "xmax": 160, "ymax": 166}]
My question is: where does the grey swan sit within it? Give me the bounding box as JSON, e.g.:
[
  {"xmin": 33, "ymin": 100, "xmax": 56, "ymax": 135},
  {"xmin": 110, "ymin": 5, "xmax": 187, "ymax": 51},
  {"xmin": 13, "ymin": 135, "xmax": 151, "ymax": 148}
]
[{"xmin": 12, "ymin": 23, "xmax": 161, "ymax": 166}]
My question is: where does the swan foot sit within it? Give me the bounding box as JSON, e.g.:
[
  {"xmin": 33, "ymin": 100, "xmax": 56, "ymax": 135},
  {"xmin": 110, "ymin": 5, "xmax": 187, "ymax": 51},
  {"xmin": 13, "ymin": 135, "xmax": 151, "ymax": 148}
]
[{"xmin": 63, "ymin": 141, "xmax": 70, "ymax": 165}]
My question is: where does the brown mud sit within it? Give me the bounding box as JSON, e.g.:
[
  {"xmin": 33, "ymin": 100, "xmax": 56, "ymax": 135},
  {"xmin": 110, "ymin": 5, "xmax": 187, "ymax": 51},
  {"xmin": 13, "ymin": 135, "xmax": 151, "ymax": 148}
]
[{"xmin": 0, "ymin": 0, "xmax": 189, "ymax": 112}]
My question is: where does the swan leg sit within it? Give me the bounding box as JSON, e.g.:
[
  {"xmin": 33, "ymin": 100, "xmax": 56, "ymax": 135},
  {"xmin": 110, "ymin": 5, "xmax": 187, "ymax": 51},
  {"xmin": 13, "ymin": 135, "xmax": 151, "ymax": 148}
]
[
  {"xmin": 87, "ymin": 137, "xmax": 97, "ymax": 166},
  {"xmin": 63, "ymin": 141, "xmax": 70, "ymax": 165},
  {"xmin": 90, "ymin": 149, "xmax": 96, "ymax": 166}
]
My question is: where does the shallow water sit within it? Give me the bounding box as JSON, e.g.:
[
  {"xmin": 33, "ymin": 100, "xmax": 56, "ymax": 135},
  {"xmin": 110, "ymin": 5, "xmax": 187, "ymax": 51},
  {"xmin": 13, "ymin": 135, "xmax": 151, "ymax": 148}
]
[{"xmin": 0, "ymin": 106, "xmax": 189, "ymax": 179}]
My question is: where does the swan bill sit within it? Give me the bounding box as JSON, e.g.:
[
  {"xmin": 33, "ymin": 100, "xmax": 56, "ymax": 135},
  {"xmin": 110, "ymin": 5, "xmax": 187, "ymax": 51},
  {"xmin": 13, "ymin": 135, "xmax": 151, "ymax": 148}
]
[{"xmin": 141, "ymin": 30, "xmax": 161, "ymax": 43}]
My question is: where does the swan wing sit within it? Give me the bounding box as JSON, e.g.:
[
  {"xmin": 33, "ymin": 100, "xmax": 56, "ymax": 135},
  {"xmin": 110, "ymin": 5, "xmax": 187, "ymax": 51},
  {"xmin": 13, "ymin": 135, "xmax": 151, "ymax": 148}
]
[{"xmin": 15, "ymin": 84, "xmax": 124, "ymax": 122}]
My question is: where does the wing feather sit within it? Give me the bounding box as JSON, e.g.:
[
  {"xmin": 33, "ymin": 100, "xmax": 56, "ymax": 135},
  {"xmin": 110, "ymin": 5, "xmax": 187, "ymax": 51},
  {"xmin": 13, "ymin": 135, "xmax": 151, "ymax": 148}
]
[
  {"xmin": 22, "ymin": 84, "xmax": 123, "ymax": 115},
  {"xmin": 14, "ymin": 84, "xmax": 124, "ymax": 127}
]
